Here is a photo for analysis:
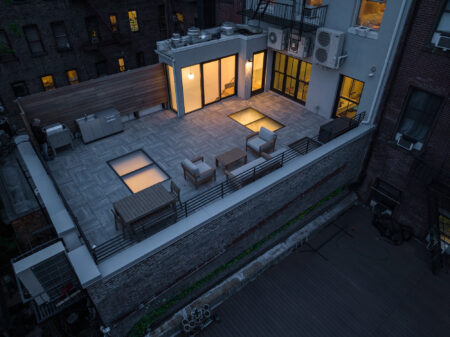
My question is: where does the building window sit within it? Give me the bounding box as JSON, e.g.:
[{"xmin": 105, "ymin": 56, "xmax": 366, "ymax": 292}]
[
  {"xmin": 357, "ymin": 0, "xmax": 386, "ymax": 30},
  {"xmin": 23, "ymin": 25, "xmax": 45, "ymax": 55},
  {"xmin": 251, "ymin": 50, "xmax": 266, "ymax": 95},
  {"xmin": 136, "ymin": 52, "xmax": 145, "ymax": 67},
  {"xmin": 128, "ymin": 11, "xmax": 139, "ymax": 32},
  {"xmin": 66, "ymin": 69, "xmax": 79, "ymax": 85},
  {"xmin": 118, "ymin": 57, "xmax": 126, "ymax": 72},
  {"xmin": 221, "ymin": 55, "xmax": 236, "ymax": 99},
  {"xmin": 158, "ymin": 5, "xmax": 167, "ymax": 35},
  {"xmin": 11, "ymin": 81, "xmax": 28, "ymax": 97},
  {"xmin": 431, "ymin": 0, "xmax": 450, "ymax": 47},
  {"xmin": 51, "ymin": 21, "xmax": 71, "ymax": 51},
  {"xmin": 396, "ymin": 88, "xmax": 442, "ymax": 146},
  {"xmin": 306, "ymin": 0, "xmax": 322, "ymax": 6},
  {"xmin": 96, "ymin": 61, "xmax": 107, "ymax": 77},
  {"xmin": 439, "ymin": 212, "xmax": 450, "ymax": 252},
  {"xmin": 334, "ymin": 76, "xmax": 364, "ymax": 119},
  {"xmin": 109, "ymin": 14, "xmax": 119, "ymax": 32},
  {"xmin": 0, "ymin": 30, "xmax": 15, "ymax": 62},
  {"xmin": 271, "ymin": 52, "xmax": 311, "ymax": 105},
  {"xmin": 41, "ymin": 75, "xmax": 55, "ymax": 91},
  {"xmin": 86, "ymin": 16, "xmax": 100, "ymax": 44}
]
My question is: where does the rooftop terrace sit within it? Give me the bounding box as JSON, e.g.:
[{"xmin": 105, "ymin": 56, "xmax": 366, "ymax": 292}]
[{"xmin": 46, "ymin": 92, "xmax": 328, "ymax": 248}]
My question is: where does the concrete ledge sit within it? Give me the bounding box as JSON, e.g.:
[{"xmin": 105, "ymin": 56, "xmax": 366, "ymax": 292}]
[
  {"xmin": 148, "ymin": 192, "xmax": 358, "ymax": 337},
  {"xmin": 68, "ymin": 245, "xmax": 102, "ymax": 288}
]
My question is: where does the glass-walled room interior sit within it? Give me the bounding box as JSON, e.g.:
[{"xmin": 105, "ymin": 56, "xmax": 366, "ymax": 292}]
[
  {"xmin": 179, "ymin": 54, "xmax": 237, "ymax": 114},
  {"xmin": 251, "ymin": 50, "xmax": 266, "ymax": 95},
  {"xmin": 333, "ymin": 75, "xmax": 365, "ymax": 119}
]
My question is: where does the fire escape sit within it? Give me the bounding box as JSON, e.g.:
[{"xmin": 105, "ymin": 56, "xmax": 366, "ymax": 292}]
[
  {"xmin": 81, "ymin": 0, "xmax": 131, "ymax": 73},
  {"xmin": 239, "ymin": 0, "xmax": 328, "ymax": 41}
]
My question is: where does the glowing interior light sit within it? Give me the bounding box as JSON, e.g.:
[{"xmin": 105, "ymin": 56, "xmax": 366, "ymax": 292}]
[{"xmin": 188, "ymin": 72, "xmax": 194, "ymax": 80}]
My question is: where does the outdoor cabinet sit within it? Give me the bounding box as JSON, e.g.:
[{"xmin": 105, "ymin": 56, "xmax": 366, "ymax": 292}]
[{"xmin": 76, "ymin": 108, "xmax": 123, "ymax": 143}]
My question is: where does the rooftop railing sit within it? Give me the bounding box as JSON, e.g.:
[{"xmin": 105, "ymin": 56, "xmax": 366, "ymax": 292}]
[{"xmin": 91, "ymin": 112, "xmax": 365, "ymax": 263}]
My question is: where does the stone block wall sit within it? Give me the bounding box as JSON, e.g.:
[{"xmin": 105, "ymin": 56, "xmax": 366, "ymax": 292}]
[{"xmin": 86, "ymin": 128, "xmax": 373, "ymax": 336}]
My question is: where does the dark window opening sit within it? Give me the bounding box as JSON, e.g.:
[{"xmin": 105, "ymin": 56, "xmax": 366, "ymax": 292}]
[
  {"xmin": 23, "ymin": 25, "xmax": 45, "ymax": 55},
  {"xmin": 96, "ymin": 61, "xmax": 107, "ymax": 77},
  {"xmin": 11, "ymin": 81, "xmax": 28, "ymax": 97},
  {"xmin": 136, "ymin": 52, "xmax": 145, "ymax": 67},
  {"xmin": 0, "ymin": 30, "xmax": 16, "ymax": 62},
  {"xmin": 158, "ymin": 5, "xmax": 167, "ymax": 36},
  {"xmin": 86, "ymin": 16, "xmax": 101, "ymax": 44},
  {"xmin": 51, "ymin": 21, "xmax": 71, "ymax": 51},
  {"xmin": 396, "ymin": 88, "xmax": 442, "ymax": 145}
]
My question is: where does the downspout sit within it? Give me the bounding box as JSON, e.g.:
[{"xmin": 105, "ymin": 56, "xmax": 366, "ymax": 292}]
[{"xmin": 364, "ymin": 0, "xmax": 409, "ymax": 126}]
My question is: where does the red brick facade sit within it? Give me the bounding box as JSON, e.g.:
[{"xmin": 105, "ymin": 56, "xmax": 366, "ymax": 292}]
[{"xmin": 359, "ymin": 0, "xmax": 450, "ymax": 237}]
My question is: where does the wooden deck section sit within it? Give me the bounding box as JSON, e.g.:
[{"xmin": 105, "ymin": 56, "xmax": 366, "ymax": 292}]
[{"xmin": 201, "ymin": 206, "xmax": 450, "ymax": 337}]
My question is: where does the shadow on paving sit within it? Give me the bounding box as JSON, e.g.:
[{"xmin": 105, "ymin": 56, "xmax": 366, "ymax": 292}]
[{"xmin": 199, "ymin": 205, "xmax": 450, "ymax": 337}]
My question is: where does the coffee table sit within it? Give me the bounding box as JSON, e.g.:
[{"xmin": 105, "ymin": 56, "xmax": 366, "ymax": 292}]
[{"xmin": 216, "ymin": 148, "xmax": 247, "ymax": 170}]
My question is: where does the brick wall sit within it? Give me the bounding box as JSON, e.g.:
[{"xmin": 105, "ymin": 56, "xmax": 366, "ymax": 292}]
[
  {"xmin": 359, "ymin": 0, "xmax": 450, "ymax": 236},
  {"xmin": 86, "ymin": 128, "xmax": 373, "ymax": 336},
  {"xmin": 0, "ymin": 0, "xmax": 168, "ymax": 127}
]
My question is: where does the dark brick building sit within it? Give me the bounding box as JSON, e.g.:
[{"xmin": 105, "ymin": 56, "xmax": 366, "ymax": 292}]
[
  {"xmin": 359, "ymin": 0, "xmax": 450, "ymax": 249},
  {"xmin": 0, "ymin": 0, "xmax": 243, "ymax": 127}
]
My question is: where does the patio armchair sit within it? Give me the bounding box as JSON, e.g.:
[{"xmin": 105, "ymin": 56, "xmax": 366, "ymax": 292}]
[
  {"xmin": 246, "ymin": 127, "xmax": 277, "ymax": 156},
  {"xmin": 181, "ymin": 156, "xmax": 216, "ymax": 188}
]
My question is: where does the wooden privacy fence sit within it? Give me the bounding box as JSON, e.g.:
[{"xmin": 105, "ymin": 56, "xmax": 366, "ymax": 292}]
[{"xmin": 17, "ymin": 63, "xmax": 168, "ymax": 131}]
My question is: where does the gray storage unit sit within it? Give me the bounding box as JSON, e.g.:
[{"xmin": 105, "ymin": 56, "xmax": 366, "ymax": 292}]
[
  {"xmin": 44, "ymin": 123, "xmax": 73, "ymax": 155},
  {"xmin": 76, "ymin": 108, "xmax": 123, "ymax": 143}
]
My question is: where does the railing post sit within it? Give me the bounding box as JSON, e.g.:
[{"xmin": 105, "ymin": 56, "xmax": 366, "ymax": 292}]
[
  {"xmin": 221, "ymin": 183, "xmax": 224, "ymax": 198},
  {"xmin": 281, "ymin": 152, "xmax": 284, "ymax": 167},
  {"xmin": 253, "ymin": 167, "xmax": 256, "ymax": 181},
  {"xmin": 306, "ymin": 138, "xmax": 310, "ymax": 153},
  {"xmin": 184, "ymin": 201, "xmax": 188, "ymax": 217}
]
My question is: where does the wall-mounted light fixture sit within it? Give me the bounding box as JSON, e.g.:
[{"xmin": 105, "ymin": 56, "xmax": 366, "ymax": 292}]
[{"xmin": 368, "ymin": 66, "xmax": 377, "ymax": 78}]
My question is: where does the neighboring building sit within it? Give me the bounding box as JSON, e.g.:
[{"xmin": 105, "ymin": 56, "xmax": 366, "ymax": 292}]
[
  {"xmin": 359, "ymin": 0, "xmax": 450, "ymax": 267},
  {"xmin": 4, "ymin": 1, "xmax": 421, "ymax": 336}
]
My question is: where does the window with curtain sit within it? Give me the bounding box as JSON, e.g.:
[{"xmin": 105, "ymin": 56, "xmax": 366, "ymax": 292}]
[
  {"xmin": 23, "ymin": 25, "xmax": 45, "ymax": 55},
  {"xmin": 334, "ymin": 76, "xmax": 364, "ymax": 119},
  {"xmin": 51, "ymin": 21, "xmax": 71, "ymax": 51},
  {"xmin": 397, "ymin": 88, "xmax": 442, "ymax": 144},
  {"xmin": 41, "ymin": 75, "xmax": 55, "ymax": 91},
  {"xmin": 66, "ymin": 69, "xmax": 79, "ymax": 85},
  {"xmin": 128, "ymin": 11, "xmax": 139, "ymax": 32},
  {"xmin": 357, "ymin": 0, "xmax": 387, "ymax": 30}
]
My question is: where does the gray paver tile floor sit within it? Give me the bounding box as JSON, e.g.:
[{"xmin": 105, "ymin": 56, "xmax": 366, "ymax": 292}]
[{"xmin": 47, "ymin": 92, "xmax": 328, "ymax": 246}]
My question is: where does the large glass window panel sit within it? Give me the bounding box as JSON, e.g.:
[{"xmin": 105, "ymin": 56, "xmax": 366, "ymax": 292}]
[
  {"xmin": 334, "ymin": 76, "xmax": 365, "ymax": 119},
  {"xmin": 357, "ymin": 0, "xmax": 386, "ymax": 30},
  {"xmin": 123, "ymin": 166, "xmax": 168, "ymax": 193},
  {"xmin": 252, "ymin": 51, "xmax": 265, "ymax": 93},
  {"xmin": 182, "ymin": 64, "xmax": 202, "ymax": 113},
  {"xmin": 284, "ymin": 56, "xmax": 298, "ymax": 97},
  {"xmin": 221, "ymin": 55, "xmax": 236, "ymax": 98},
  {"xmin": 109, "ymin": 151, "xmax": 153, "ymax": 176},
  {"xmin": 203, "ymin": 60, "xmax": 220, "ymax": 105},
  {"xmin": 166, "ymin": 65, "xmax": 177, "ymax": 112}
]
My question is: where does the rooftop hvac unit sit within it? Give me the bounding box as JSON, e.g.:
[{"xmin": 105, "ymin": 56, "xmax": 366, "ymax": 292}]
[
  {"xmin": 289, "ymin": 34, "xmax": 311, "ymax": 58},
  {"xmin": 433, "ymin": 32, "xmax": 450, "ymax": 51},
  {"xmin": 267, "ymin": 27, "xmax": 288, "ymax": 51},
  {"xmin": 313, "ymin": 27, "xmax": 346, "ymax": 69}
]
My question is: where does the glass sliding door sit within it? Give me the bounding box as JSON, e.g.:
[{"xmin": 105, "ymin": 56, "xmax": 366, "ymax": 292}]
[
  {"xmin": 221, "ymin": 55, "xmax": 236, "ymax": 98},
  {"xmin": 181, "ymin": 64, "xmax": 202, "ymax": 114},
  {"xmin": 333, "ymin": 76, "xmax": 364, "ymax": 119},
  {"xmin": 271, "ymin": 51, "xmax": 312, "ymax": 105},
  {"xmin": 251, "ymin": 50, "xmax": 266, "ymax": 95},
  {"xmin": 296, "ymin": 61, "xmax": 312, "ymax": 104},
  {"xmin": 272, "ymin": 52, "xmax": 286, "ymax": 93},
  {"xmin": 202, "ymin": 60, "xmax": 220, "ymax": 105},
  {"xmin": 166, "ymin": 64, "xmax": 177, "ymax": 112},
  {"xmin": 283, "ymin": 57, "xmax": 299, "ymax": 97}
]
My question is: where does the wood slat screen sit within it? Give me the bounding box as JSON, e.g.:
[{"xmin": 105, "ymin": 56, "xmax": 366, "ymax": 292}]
[{"xmin": 18, "ymin": 63, "xmax": 168, "ymax": 130}]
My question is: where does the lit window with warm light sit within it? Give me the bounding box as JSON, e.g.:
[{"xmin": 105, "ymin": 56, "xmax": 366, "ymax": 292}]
[
  {"xmin": 357, "ymin": 0, "xmax": 386, "ymax": 30},
  {"xmin": 118, "ymin": 57, "xmax": 126, "ymax": 72},
  {"xmin": 166, "ymin": 64, "xmax": 177, "ymax": 112},
  {"xmin": 128, "ymin": 11, "xmax": 139, "ymax": 32},
  {"xmin": 41, "ymin": 75, "xmax": 55, "ymax": 91},
  {"xmin": 66, "ymin": 69, "xmax": 79, "ymax": 85},
  {"xmin": 181, "ymin": 64, "xmax": 202, "ymax": 113},
  {"xmin": 306, "ymin": 0, "xmax": 322, "ymax": 7},
  {"xmin": 109, "ymin": 15, "xmax": 119, "ymax": 32}
]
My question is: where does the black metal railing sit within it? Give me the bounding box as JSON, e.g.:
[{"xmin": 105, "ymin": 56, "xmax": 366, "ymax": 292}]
[
  {"xmin": 92, "ymin": 112, "xmax": 365, "ymax": 263},
  {"xmin": 239, "ymin": 0, "xmax": 327, "ymax": 32}
]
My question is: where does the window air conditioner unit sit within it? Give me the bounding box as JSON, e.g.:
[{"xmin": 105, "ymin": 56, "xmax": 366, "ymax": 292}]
[
  {"xmin": 313, "ymin": 27, "xmax": 346, "ymax": 69},
  {"xmin": 433, "ymin": 32, "xmax": 450, "ymax": 51},
  {"xmin": 395, "ymin": 132, "xmax": 413, "ymax": 151},
  {"xmin": 267, "ymin": 27, "xmax": 288, "ymax": 51},
  {"xmin": 289, "ymin": 34, "xmax": 311, "ymax": 58}
]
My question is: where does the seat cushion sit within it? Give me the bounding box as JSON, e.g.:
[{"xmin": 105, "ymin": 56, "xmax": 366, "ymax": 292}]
[
  {"xmin": 196, "ymin": 161, "xmax": 212, "ymax": 175},
  {"xmin": 182, "ymin": 159, "xmax": 199, "ymax": 176},
  {"xmin": 247, "ymin": 137, "xmax": 266, "ymax": 152},
  {"xmin": 259, "ymin": 127, "xmax": 275, "ymax": 142}
]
